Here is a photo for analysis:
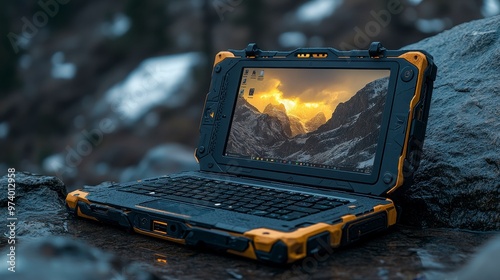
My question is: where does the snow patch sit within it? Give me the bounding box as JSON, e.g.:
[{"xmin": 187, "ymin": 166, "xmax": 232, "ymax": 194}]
[
  {"xmin": 415, "ymin": 18, "xmax": 448, "ymax": 33},
  {"xmin": 51, "ymin": 52, "xmax": 77, "ymax": 80},
  {"xmin": 482, "ymin": 0, "xmax": 500, "ymax": 17},
  {"xmin": 103, "ymin": 52, "xmax": 202, "ymax": 123},
  {"xmin": 0, "ymin": 122, "xmax": 9, "ymax": 139},
  {"xmin": 19, "ymin": 54, "xmax": 32, "ymax": 70},
  {"xmin": 296, "ymin": 0, "xmax": 343, "ymax": 23},
  {"xmin": 100, "ymin": 13, "xmax": 131, "ymax": 38},
  {"xmin": 278, "ymin": 32, "xmax": 307, "ymax": 48},
  {"xmin": 407, "ymin": 0, "xmax": 422, "ymax": 5},
  {"xmin": 42, "ymin": 154, "xmax": 65, "ymax": 173}
]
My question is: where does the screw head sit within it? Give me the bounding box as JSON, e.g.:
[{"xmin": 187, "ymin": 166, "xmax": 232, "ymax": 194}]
[
  {"xmin": 401, "ymin": 67, "xmax": 414, "ymax": 82},
  {"xmin": 383, "ymin": 173, "xmax": 394, "ymax": 184}
]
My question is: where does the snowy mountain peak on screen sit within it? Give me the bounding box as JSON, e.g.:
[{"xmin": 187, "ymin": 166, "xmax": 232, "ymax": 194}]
[
  {"xmin": 226, "ymin": 97, "xmax": 288, "ymax": 156},
  {"xmin": 263, "ymin": 103, "xmax": 306, "ymax": 137},
  {"xmin": 226, "ymin": 76, "xmax": 389, "ymax": 170},
  {"xmin": 290, "ymin": 76, "xmax": 389, "ymax": 169},
  {"xmin": 318, "ymin": 76, "xmax": 389, "ymax": 133},
  {"xmin": 305, "ymin": 112, "xmax": 327, "ymax": 132}
]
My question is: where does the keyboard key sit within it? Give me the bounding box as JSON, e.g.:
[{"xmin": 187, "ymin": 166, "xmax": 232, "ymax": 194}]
[
  {"xmin": 260, "ymin": 196, "xmax": 275, "ymax": 201},
  {"xmin": 289, "ymin": 195, "xmax": 305, "ymax": 201},
  {"xmin": 231, "ymin": 202, "xmax": 246, "ymax": 208},
  {"xmin": 317, "ymin": 201, "xmax": 343, "ymax": 207},
  {"xmin": 273, "ymin": 198, "xmax": 287, "ymax": 203},
  {"xmin": 273, "ymin": 203, "xmax": 287, "ymax": 208},
  {"xmin": 252, "ymin": 199, "xmax": 265, "ymax": 205},
  {"xmin": 280, "ymin": 212, "xmax": 306, "ymax": 221},
  {"xmin": 234, "ymin": 207, "xmax": 252, "ymax": 213},
  {"xmin": 282, "ymin": 200, "xmax": 297, "ymax": 205},
  {"xmin": 311, "ymin": 204, "xmax": 332, "ymax": 210},
  {"xmin": 267, "ymin": 207, "xmax": 278, "ymax": 213},
  {"xmin": 295, "ymin": 202, "xmax": 313, "ymax": 207},
  {"xmin": 304, "ymin": 196, "xmax": 325, "ymax": 203},
  {"xmin": 206, "ymin": 192, "xmax": 219, "ymax": 197},
  {"xmin": 249, "ymin": 210, "xmax": 268, "ymax": 216},
  {"xmin": 285, "ymin": 205, "xmax": 320, "ymax": 214},
  {"xmin": 140, "ymin": 186, "xmax": 157, "ymax": 191},
  {"xmin": 266, "ymin": 213, "xmax": 281, "ymax": 219}
]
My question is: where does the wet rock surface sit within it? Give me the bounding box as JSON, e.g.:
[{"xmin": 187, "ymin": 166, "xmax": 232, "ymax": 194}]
[
  {"xmin": 0, "ymin": 172, "xmax": 499, "ymax": 279},
  {"xmin": 0, "ymin": 172, "xmax": 495, "ymax": 279},
  {"xmin": 1, "ymin": 237, "xmax": 160, "ymax": 280},
  {"xmin": 0, "ymin": 173, "xmax": 67, "ymax": 244},
  {"xmin": 395, "ymin": 15, "xmax": 500, "ymax": 230},
  {"xmin": 448, "ymin": 235, "xmax": 500, "ymax": 280}
]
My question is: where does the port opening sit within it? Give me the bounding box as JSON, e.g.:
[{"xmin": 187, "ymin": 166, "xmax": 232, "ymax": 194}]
[
  {"xmin": 152, "ymin": 221, "xmax": 168, "ymax": 234},
  {"xmin": 296, "ymin": 53, "xmax": 328, "ymax": 58},
  {"xmin": 312, "ymin": 53, "xmax": 328, "ymax": 58},
  {"xmin": 169, "ymin": 224, "xmax": 178, "ymax": 233}
]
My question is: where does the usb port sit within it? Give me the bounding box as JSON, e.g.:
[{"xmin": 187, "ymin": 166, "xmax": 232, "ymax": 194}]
[{"xmin": 152, "ymin": 221, "xmax": 168, "ymax": 234}]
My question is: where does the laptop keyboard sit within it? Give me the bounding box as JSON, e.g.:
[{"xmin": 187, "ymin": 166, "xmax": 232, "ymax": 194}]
[{"xmin": 118, "ymin": 176, "xmax": 350, "ymax": 221}]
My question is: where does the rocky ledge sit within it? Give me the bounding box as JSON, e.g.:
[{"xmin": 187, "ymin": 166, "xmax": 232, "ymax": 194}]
[
  {"xmin": 0, "ymin": 172, "xmax": 499, "ymax": 279},
  {"xmin": 395, "ymin": 15, "xmax": 500, "ymax": 230},
  {"xmin": 0, "ymin": 172, "xmax": 67, "ymax": 244}
]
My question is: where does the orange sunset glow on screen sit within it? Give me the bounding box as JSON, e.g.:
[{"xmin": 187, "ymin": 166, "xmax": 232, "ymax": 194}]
[{"xmin": 239, "ymin": 68, "xmax": 390, "ymax": 124}]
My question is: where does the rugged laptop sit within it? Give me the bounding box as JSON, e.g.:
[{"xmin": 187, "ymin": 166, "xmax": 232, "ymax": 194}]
[{"xmin": 66, "ymin": 42, "xmax": 437, "ymax": 264}]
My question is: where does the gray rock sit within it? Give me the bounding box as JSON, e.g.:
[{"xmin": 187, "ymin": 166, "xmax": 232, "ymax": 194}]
[
  {"xmin": 0, "ymin": 237, "xmax": 160, "ymax": 280},
  {"xmin": 0, "ymin": 172, "xmax": 69, "ymax": 246},
  {"xmin": 0, "ymin": 172, "xmax": 66, "ymax": 207},
  {"xmin": 447, "ymin": 235, "xmax": 500, "ymax": 280},
  {"xmin": 396, "ymin": 15, "xmax": 500, "ymax": 230},
  {"xmin": 119, "ymin": 143, "xmax": 198, "ymax": 182}
]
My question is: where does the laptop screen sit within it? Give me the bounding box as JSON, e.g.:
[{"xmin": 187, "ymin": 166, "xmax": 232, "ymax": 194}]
[{"xmin": 224, "ymin": 67, "xmax": 390, "ymax": 175}]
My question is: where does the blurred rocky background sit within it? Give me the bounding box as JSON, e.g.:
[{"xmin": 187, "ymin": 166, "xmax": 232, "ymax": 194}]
[{"xmin": 1, "ymin": 0, "xmax": 499, "ymax": 190}]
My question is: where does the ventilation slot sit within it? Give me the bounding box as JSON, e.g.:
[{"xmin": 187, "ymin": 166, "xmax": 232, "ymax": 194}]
[{"xmin": 296, "ymin": 53, "xmax": 328, "ymax": 58}]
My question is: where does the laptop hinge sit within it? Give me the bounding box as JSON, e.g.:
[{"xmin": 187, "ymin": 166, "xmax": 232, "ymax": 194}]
[
  {"xmin": 245, "ymin": 43, "xmax": 261, "ymax": 57},
  {"xmin": 368, "ymin": 42, "xmax": 386, "ymax": 58}
]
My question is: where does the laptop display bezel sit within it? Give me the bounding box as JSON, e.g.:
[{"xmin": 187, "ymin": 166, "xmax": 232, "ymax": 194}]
[{"xmin": 209, "ymin": 59, "xmax": 400, "ymax": 186}]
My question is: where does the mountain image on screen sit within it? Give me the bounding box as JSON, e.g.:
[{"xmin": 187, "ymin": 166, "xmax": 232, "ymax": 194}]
[{"xmin": 226, "ymin": 76, "xmax": 389, "ymax": 171}]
